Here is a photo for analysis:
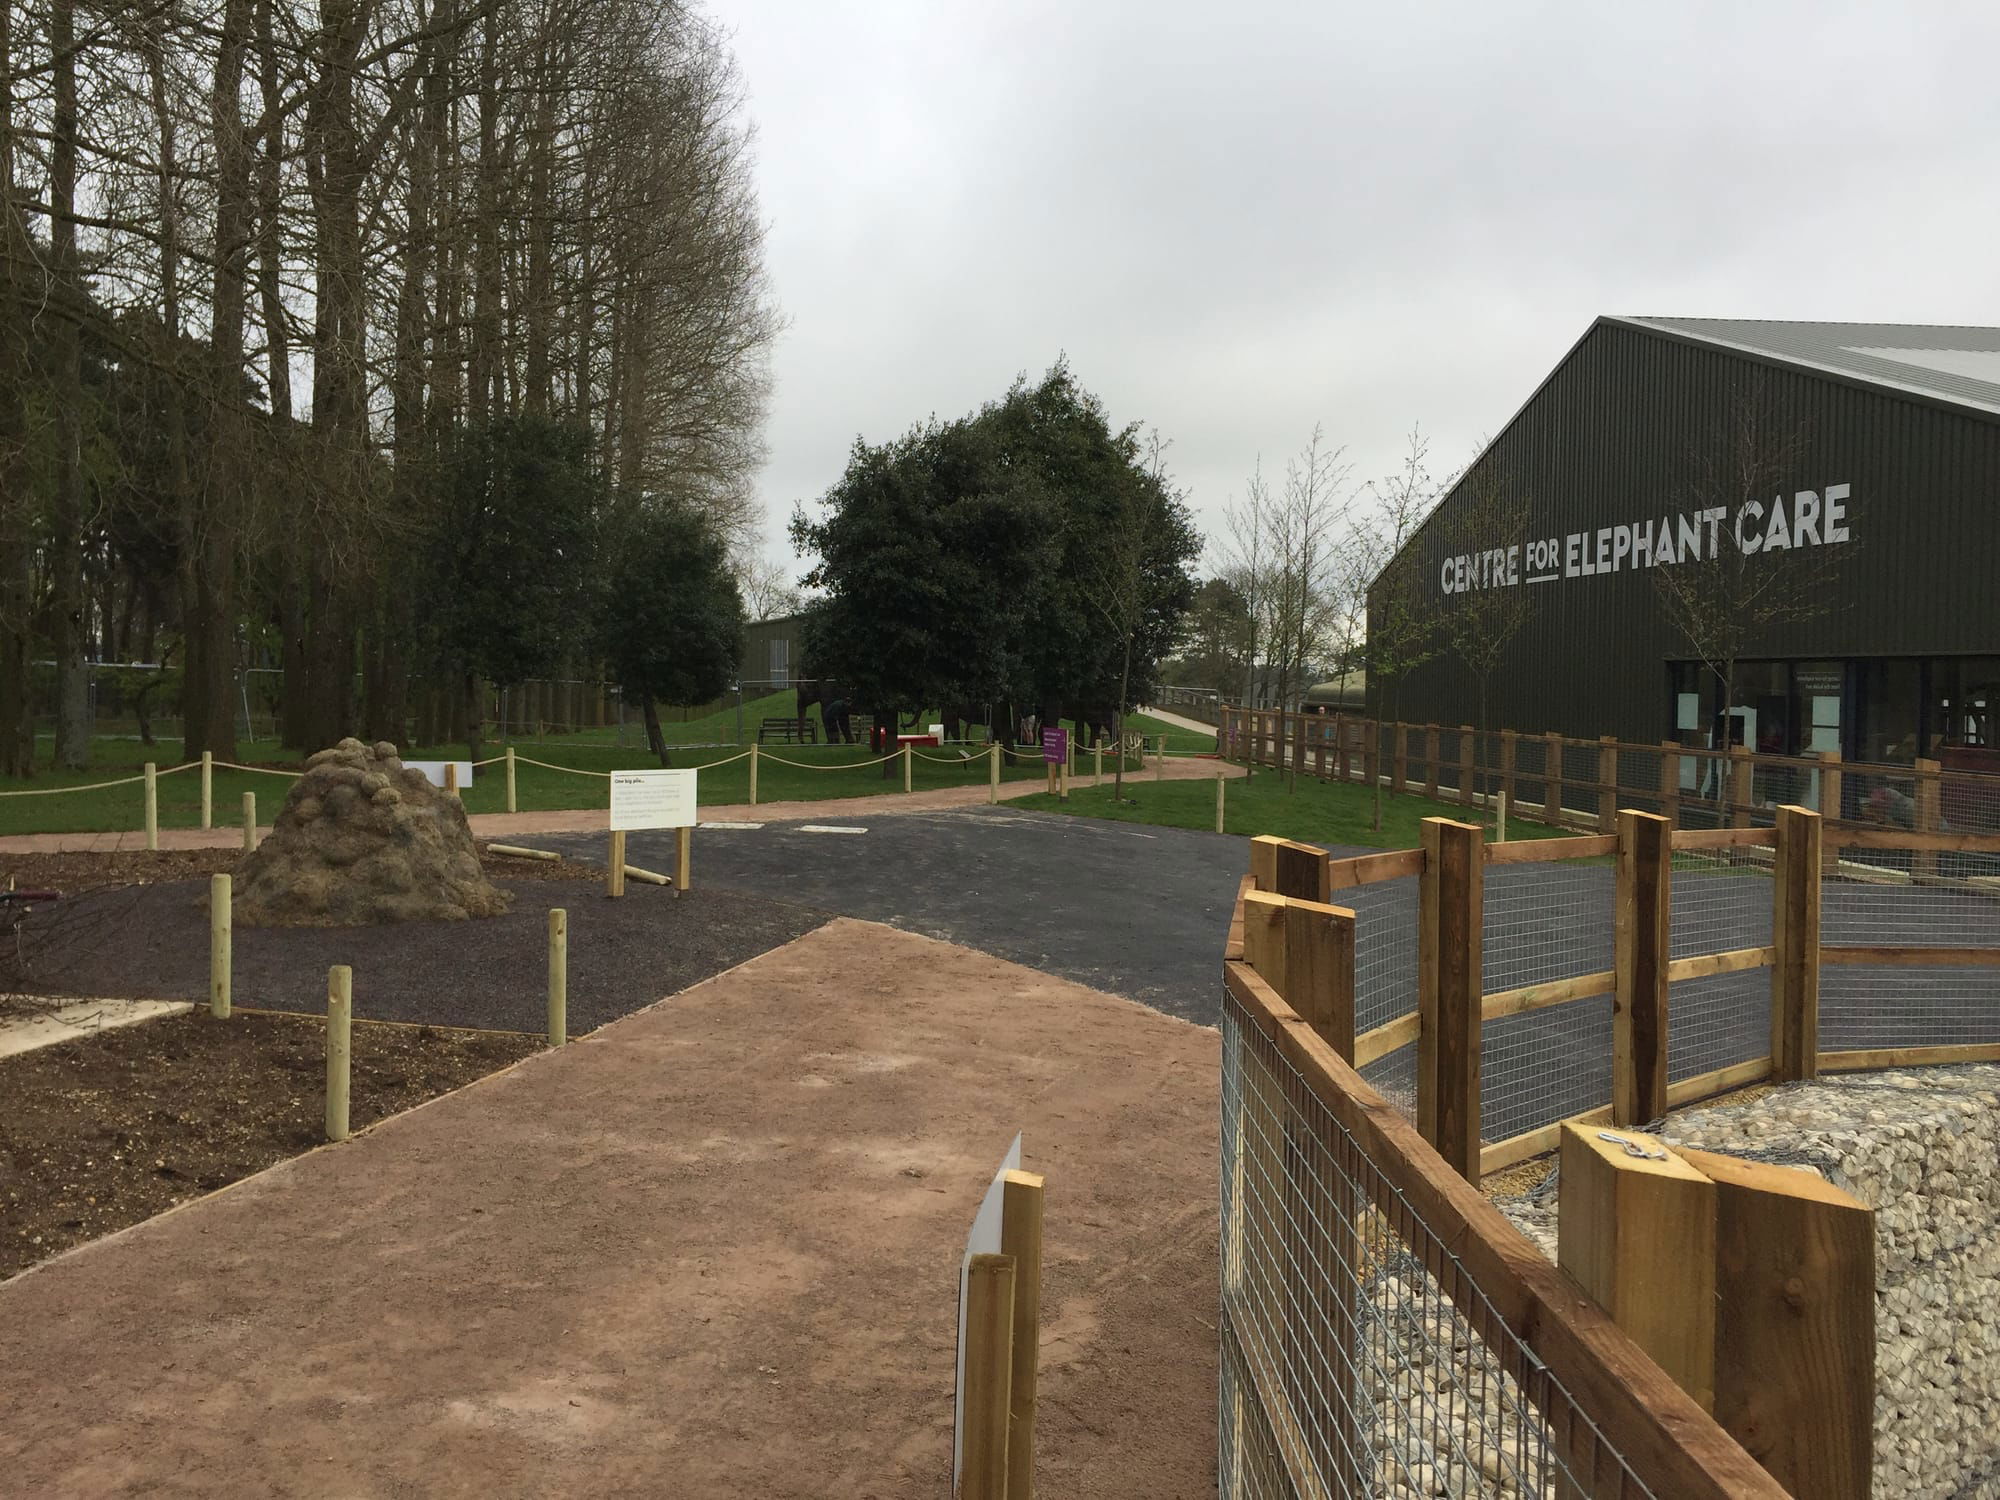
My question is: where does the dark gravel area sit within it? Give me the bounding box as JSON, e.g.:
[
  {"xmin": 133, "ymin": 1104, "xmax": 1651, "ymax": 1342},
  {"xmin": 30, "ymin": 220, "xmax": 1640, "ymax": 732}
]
[
  {"xmin": 527, "ymin": 805, "xmax": 1293, "ymax": 1025},
  {"xmin": 7, "ymin": 879, "xmax": 829, "ymax": 1034}
]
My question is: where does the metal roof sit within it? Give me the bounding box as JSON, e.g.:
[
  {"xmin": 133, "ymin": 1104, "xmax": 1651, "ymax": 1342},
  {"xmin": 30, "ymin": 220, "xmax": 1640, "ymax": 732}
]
[{"xmin": 1613, "ymin": 316, "xmax": 2000, "ymax": 417}]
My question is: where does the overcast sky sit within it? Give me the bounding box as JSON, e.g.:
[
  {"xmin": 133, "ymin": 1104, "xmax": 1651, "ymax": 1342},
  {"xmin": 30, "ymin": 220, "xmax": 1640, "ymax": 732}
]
[{"xmin": 707, "ymin": 0, "xmax": 2000, "ymax": 577}]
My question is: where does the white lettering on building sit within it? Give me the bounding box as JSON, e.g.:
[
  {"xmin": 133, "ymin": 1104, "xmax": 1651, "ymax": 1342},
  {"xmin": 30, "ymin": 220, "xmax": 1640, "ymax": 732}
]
[{"xmin": 1435, "ymin": 485, "xmax": 1854, "ymax": 596}]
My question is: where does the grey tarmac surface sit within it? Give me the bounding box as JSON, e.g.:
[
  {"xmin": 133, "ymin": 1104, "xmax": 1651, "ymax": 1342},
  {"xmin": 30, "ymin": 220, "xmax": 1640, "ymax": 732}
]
[{"xmin": 528, "ymin": 804, "xmax": 1319, "ymax": 1026}]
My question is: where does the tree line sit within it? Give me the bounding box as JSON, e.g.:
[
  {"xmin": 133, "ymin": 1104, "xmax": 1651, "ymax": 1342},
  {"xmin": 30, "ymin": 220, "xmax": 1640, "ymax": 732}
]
[
  {"xmin": 792, "ymin": 362, "xmax": 1201, "ymax": 790},
  {"xmin": 0, "ymin": 0, "xmax": 775, "ymax": 774}
]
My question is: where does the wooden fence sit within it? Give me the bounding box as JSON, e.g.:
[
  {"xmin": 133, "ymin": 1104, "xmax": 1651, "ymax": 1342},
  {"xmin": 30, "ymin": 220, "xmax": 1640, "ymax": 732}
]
[
  {"xmin": 1223, "ymin": 810, "xmax": 1999, "ymax": 1496},
  {"xmin": 1217, "ymin": 706, "xmax": 2000, "ymax": 841},
  {"xmin": 1246, "ymin": 814, "xmax": 2000, "ymax": 1182}
]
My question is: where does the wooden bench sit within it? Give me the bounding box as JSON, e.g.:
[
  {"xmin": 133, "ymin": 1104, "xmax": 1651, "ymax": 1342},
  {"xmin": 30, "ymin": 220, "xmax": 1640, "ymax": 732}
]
[{"xmin": 758, "ymin": 716, "xmax": 818, "ymax": 744}]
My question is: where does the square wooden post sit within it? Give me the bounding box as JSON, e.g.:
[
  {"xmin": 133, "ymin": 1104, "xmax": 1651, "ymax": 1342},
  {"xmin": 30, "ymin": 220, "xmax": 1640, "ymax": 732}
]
[
  {"xmin": 1770, "ymin": 805, "xmax": 1821, "ymax": 1081},
  {"xmin": 1285, "ymin": 899, "xmax": 1356, "ymax": 1063},
  {"xmin": 1274, "ymin": 839, "xmax": 1331, "ymax": 904},
  {"xmin": 1677, "ymin": 1148, "xmax": 1875, "ymax": 1500},
  {"xmin": 1417, "ymin": 817, "xmax": 1483, "ymax": 1178},
  {"xmin": 1613, "ymin": 810, "xmax": 1672, "ymax": 1126},
  {"xmin": 1544, "ymin": 731, "xmax": 1565, "ymax": 825},
  {"xmin": 1000, "ymin": 1172, "xmax": 1045, "ymax": 1500},
  {"xmin": 1458, "ymin": 724, "xmax": 1476, "ymax": 806},
  {"xmin": 1332, "ymin": 713, "xmax": 1349, "ymax": 781},
  {"xmin": 1558, "ymin": 1124, "xmax": 1716, "ymax": 1410},
  {"xmin": 960, "ymin": 1253, "xmax": 1017, "ymax": 1500},
  {"xmin": 1248, "ymin": 833, "xmax": 1285, "ymax": 893},
  {"xmin": 1500, "ymin": 729, "xmax": 1517, "ymax": 812},
  {"xmin": 1659, "ymin": 739, "xmax": 1682, "ymax": 828},
  {"xmin": 1913, "ymin": 757, "xmax": 1942, "ymax": 877},
  {"xmin": 1392, "ymin": 724, "xmax": 1409, "ymax": 795},
  {"xmin": 1729, "ymin": 745, "xmax": 1754, "ymax": 828},
  {"xmin": 1422, "ymin": 724, "xmax": 1439, "ymax": 800},
  {"xmin": 1597, "ymin": 736, "xmax": 1618, "ymax": 832},
  {"xmin": 1817, "ymin": 750, "xmax": 1842, "ymax": 873}
]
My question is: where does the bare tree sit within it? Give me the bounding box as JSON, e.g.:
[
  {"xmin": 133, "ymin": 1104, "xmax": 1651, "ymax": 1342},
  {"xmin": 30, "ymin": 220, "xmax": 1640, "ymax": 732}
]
[
  {"xmin": 1653, "ymin": 388, "xmax": 1844, "ymax": 795},
  {"xmin": 1356, "ymin": 425, "xmax": 1446, "ymax": 829},
  {"xmin": 1432, "ymin": 461, "xmax": 1536, "ymax": 806},
  {"xmin": 738, "ymin": 554, "xmax": 803, "ymax": 621}
]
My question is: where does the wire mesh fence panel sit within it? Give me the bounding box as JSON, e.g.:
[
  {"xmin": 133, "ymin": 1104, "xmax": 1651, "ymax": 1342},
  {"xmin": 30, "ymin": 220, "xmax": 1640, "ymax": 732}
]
[
  {"xmin": 1819, "ymin": 965, "xmax": 2000, "ymax": 1051},
  {"xmin": 1359, "ymin": 1042, "xmax": 1418, "ymax": 1121},
  {"xmin": 1482, "ymin": 861, "xmax": 1616, "ymax": 996},
  {"xmin": 1559, "ymin": 742, "xmax": 1597, "ymax": 823},
  {"xmin": 1482, "ymin": 995, "xmax": 1616, "ymax": 1144},
  {"xmin": 1513, "ymin": 734, "xmax": 1550, "ymax": 819},
  {"xmin": 1435, "ymin": 726, "xmax": 1462, "ymax": 800},
  {"xmin": 1669, "ymin": 850, "xmax": 1775, "ymax": 959},
  {"xmin": 1613, "ymin": 746, "xmax": 1665, "ymax": 820},
  {"xmin": 1665, "ymin": 969, "xmax": 1771, "ymax": 1086},
  {"xmin": 1822, "ymin": 865, "xmax": 2000, "ymax": 947},
  {"xmin": 1222, "ymin": 988, "xmax": 1658, "ymax": 1500},
  {"xmin": 1346, "ymin": 877, "xmax": 1421, "ymax": 1035}
]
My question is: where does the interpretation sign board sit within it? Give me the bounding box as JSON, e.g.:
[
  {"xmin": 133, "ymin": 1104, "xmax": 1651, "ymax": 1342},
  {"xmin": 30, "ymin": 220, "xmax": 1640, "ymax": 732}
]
[
  {"xmin": 954, "ymin": 1132, "xmax": 1021, "ymax": 1488},
  {"xmin": 1040, "ymin": 728, "xmax": 1068, "ymax": 764},
  {"xmin": 406, "ymin": 760, "xmax": 472, "ymax": 789},
  {"xmin": 608, "ymin": 769, "xmax": 697, "ymax": 831}
]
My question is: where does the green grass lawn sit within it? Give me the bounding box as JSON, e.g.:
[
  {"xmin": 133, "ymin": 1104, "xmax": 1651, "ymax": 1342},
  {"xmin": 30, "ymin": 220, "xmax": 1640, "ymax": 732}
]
[
  {"xmin": 1012, "ymin": 764, "xmax": 1573, "ymax": 850},
  {"xmin": 0, "ymin": 731, "xmax": 1157, "ymax": 835}
]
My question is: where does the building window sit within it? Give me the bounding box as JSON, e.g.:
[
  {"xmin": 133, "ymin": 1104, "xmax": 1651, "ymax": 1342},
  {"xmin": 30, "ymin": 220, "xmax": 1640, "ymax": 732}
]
[
  {"xmin": 769, "ymin": 637, "xmax": 790, "ymax": 688},
  {"xmin": 1929, "ymin": 657, "xmax": 2000, "ymax": 772}
]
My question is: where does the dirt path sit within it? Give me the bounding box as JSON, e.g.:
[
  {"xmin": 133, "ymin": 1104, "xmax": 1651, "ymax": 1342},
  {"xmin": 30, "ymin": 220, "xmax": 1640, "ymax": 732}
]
[
  {"xmin": 0, "ymin": 919, "xmax": 1219, "ymax": 1498},
  {"xmin": 0, "ymin": 754, "xmax": 1241, "ymax": 853}
]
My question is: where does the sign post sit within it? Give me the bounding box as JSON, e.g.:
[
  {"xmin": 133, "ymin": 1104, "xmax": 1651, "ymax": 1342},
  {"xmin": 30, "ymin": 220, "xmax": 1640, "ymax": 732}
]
[
  {"xmin": 608, "ymin": 769, "xmax": 698, "ymax": 899},
  {"xmin": 1040, "ymin": 728, "xmax": 1068, "ymax": 800}
]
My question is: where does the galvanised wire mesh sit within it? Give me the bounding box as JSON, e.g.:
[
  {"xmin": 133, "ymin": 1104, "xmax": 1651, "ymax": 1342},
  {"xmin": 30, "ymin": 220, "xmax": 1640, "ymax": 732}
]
[
  {"xmin": 1512, "ymin": 733, "xmax": 1551, "ymax": 822},
  {"xmin": 1819, "ymin": 842, "xmax": 2000, "ymax": 1053},
  {"xmin": 1479, "ymin": 858, "xmax": 1617, "ymax": 1142},
  {"xmin": 1221, "ymin": 987, "xmax": 1658, "ymax": 1500},
  {"xmin": 1560, "ymin": 742, "xmax": 1599, "ymax": 824},
  {"xmin": 1347, "ymin": 876, "xmax": 1421, "ymax": 1118}
]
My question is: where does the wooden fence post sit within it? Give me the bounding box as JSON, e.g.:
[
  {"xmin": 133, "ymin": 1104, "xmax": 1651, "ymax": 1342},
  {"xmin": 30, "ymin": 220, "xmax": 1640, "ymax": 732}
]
[
  {"xmin": 242, "ymin": 790, "xmax": 257, "ymax": 852},
  {"xmin": 1459, "ymin": 724, "xmax": 1476, "ymax": 806},
  {"xmin": 1249, "ymin": 833, "xmax": 1284, "ymax": 893},
  {"xmin": 209, "ymin": 873, "xmax": 231, "ymax": 1019},
  {"xmin": 1770, "ymin": 805, "xmax": 1821, "ymax": 1082},
  {"xmin": 749, "ymin": 741, "xmax": 759, "ymax": 806},
  {"xmin": 505, "ymin": 746, "xmax": 517, "ymax": 813},
  {"xmin": 1332, "ymin": 713, "xmax": 1348, "ymax": 781},
  {"xmin": 1913, "ymin": 757, "xmax": 1942, "ymax": 877},
  {"xmin": 1500, "ymin": 729, "xmax": 1517, "ymax": 812},
  {"xmin": 1418, "ymin": 818, "xmax": 1483, "ymax": 1178},
  {"xmin": 960, "ymin": 1253, "xmax": 1017, "ymax": 1500},
  {"xmin": 675, "ymin": 826, "xmax": 692, "ymax": 894},
  {"xmin": 991, "ymin": 741, "xmax": 1002, "ymax": 802},
  {"xmin": 1423, "ymin": 724, "xmax": 1439, "ymax": 800},
  {"xmin": 1274, "ymin": 839, "xmax": 1331, "ymax": 904},
  {"xmin": 1660, "ymin": 739, "xmax": 1681, "ymax": 828},
  {"xmin": 1614, "ymin": 810, "xmax": 1671, "ymax": 1126},
  {"xmin": 1558, "ymin": 1124, "xmax": 1717, "ymax": 1410},
  {"xmin": 1677, "ymin": 1147, "xmax": 1874, "ymax": 1499},
  {"xmin": 325, "ymin": 965, "xmax": 352, "ymax": 1143},
  {"xmin": 547, "ymin": 907, "xmax": 568, "ymax": 1046},
  {"xmin": 445, "ymin": 761, "xmax": 459, "ymax": 797},
  {"xmin": 1729, "ymin": 745, "xmax": 1753, "ymax": 829},
  {"xmin": 1155, "ymin": 735, "xmax": 1165, "ymax": 781},
  {"xmin": 1817, "ymin": 750, "xmax": 1842, "ymax": 873},
  {"xmin": 1392, "ymin": 723, "xmax": 1409, "ymax": 795},
  {"xmin": 1215, "ymin": 769, "xmax": 1225, "ymax": 834},
  {"xmin": 1597, "ymin": 736, "xmax": 1618, "ymax": 832},
  {"xmin": 607, "ymin": 830, "xmax": 627, "ymax": 898},
  {"xmin": 1545, "ymin": 731, "xmax": 1565, "ymax": 825},
  {"xmin": 1001, "ymin": 1172, "xmax": 1045, "ymax": 1500},
  {"xmin": 903, "ymin": 741, "xmax": 913, "ymax": 793},
  {"xmin": 201, "ymin": 750, "xmax": 213, "ymax": 829},
  {"xmin": 1287, "ymin": 899, "xmax": 1356, "ymax": 1063},
  {"xmin": 143, "ymin": 762, "xmax": 158, "ymax": 851}
]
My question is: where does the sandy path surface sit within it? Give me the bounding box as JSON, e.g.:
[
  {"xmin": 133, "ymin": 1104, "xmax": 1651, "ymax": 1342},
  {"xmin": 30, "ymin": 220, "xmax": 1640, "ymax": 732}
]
[
  {"xmin": 0, "ymin": 753, "xmax": 1240, "ymax": 852},
  {"xmin": 0, "ymin": 918, "xmax": 1220, "ymax": 1498}
]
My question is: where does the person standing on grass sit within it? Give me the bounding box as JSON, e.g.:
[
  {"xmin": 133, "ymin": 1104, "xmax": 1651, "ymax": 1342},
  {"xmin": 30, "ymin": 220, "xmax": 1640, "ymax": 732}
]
[{"xmin": 824, "ymin": 693, "xmax": 851, "ymax": 744}]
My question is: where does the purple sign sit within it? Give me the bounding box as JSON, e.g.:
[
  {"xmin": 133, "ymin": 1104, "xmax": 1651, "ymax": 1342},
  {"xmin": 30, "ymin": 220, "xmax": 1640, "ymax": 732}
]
[{"xmin": 1041, "ymin": 727, "xmax": 1069, "ymax": 764}]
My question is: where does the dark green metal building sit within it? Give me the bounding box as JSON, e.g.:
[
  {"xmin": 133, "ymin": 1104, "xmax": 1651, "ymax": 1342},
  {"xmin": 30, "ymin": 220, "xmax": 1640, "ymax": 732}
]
[{"xmin": 1373, "ymin": 317, "xmax": 2000, "ymax": 775}]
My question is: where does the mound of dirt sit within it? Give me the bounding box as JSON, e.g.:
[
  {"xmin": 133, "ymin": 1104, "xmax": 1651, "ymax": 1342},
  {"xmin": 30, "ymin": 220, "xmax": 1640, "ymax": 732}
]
[{"xmin": 231, "ymin": 739, "xmax": 510, "ymax": 927}]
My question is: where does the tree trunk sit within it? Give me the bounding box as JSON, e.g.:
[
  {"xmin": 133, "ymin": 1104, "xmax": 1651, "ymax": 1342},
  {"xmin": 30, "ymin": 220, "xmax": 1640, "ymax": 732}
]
[
  {"xmin": 642, "ymin": 697, "xmax": 671, "ymax": 766},
  {"xmin": 0, "ymin": 0, "xmax": 33, "ymax": 776}
]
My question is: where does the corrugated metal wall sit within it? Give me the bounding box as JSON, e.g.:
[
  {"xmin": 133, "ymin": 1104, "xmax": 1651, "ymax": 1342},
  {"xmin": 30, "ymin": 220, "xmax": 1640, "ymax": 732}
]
[{"xmin": 1377, "ymin": 319, "xmax": 2000, "ymax": 743}]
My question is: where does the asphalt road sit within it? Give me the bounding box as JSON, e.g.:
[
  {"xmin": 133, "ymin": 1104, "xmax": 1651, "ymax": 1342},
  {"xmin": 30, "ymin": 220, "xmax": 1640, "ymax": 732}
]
[{"xmin": 527, "ymin": 805, "xmax": 1276, "ymax": 1026}]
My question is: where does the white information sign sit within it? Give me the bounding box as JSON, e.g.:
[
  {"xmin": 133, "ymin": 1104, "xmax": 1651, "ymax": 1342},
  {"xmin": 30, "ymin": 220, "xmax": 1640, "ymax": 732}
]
[
  {"xmin": 406, "ymin": 760, "xmax": 473, "ymax": 789},
  {"xmin": 608, "ymin": 769, "xmax": 697, "ymax": 831},
  {"xmin": 954, "ymin": 1133, "xmax": 1021, "ymax": 1489}
]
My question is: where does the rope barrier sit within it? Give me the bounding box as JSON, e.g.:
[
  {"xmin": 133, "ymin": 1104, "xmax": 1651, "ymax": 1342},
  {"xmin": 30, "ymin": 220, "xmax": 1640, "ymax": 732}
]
[
  {"xmin": 211, "ymin": 760, "xmax": 303, "ymax": 778},
  {"xmin": 757, "ymin": 750, "xmax": 901, "ymax": 770},
  {"xmin": 683, "ymin": 751, "xmax": 753, "ymax": 771},
  {"xmin": 511, "ymin": 755, "xmax": 613, "ymax": 778},
  {"xmin": 0, "ymin": 772, "xmax": 151, "ymax": 797}
]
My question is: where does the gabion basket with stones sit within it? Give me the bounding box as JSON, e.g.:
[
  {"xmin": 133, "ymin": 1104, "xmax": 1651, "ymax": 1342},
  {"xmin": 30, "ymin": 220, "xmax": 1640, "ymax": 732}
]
[{"xmin": 231, "ymin": 738, "xmax": 510, "ymax": 927}]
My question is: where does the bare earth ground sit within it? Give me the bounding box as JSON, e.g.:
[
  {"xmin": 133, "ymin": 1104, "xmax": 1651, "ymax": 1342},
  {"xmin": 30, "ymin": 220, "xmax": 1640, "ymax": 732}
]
[
  {"xmin": 0, "ymin": 918, "xmax": 1220, "ymax": 1498},
  {"xmin": 0, "ymin": 1010, "xmax": 540, "ymax": 1276}
]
